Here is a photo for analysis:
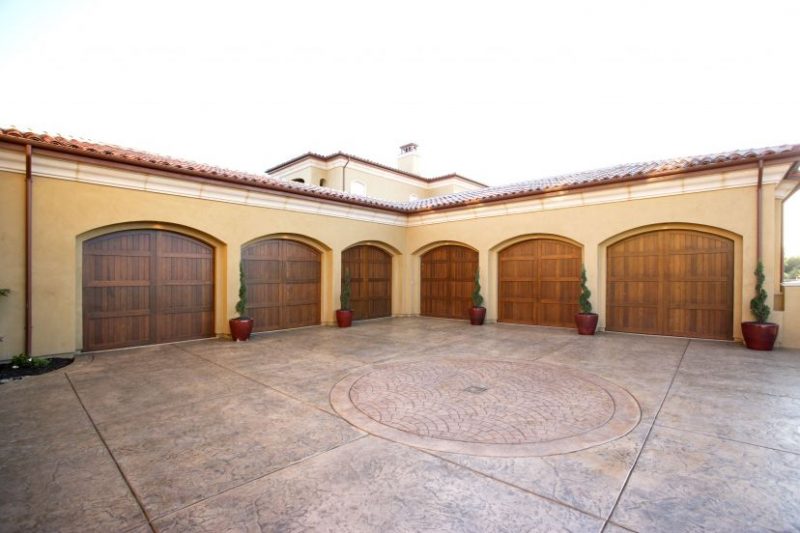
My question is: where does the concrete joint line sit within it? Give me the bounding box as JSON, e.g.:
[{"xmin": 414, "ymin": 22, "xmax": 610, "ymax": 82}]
[
  {"xmin": 600, "ymin": 339, "xmax": 692, "ymax": 533},
  {"xmin": 64, "ymin": 372, "xmax": 155, "ymax": 531}
]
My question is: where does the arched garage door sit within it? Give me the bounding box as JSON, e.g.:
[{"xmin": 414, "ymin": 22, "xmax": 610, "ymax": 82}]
[
  {"xmin": 607, "ymin": 229, "xmax": 733, "ymax": 339},
  {"xmin": 498, "ymin": 238, "xmax": 581, "ymax": 327},
  {"xmin": 342, "ymin": 245, "xmax": 392, "ymax": 320},
  {"xmin": 82, "ymin": 230, "xmax": 214, "ymax": 351},
  {"xmin": 421, "ymin": 245, "xmax": 478, "ymax": 319},
  {"xmin": 242, "ymin": 239, "xmax": 321, "ymax": 332}
]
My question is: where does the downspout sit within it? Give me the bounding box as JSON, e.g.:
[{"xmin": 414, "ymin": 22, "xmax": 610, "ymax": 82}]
[
  {"xmin": 756, "ymin": 159, "xmax": 763, "ymax": 262},
  {"xmin": 25, "ymin": 144, "xmax": 32, "ymax": 355},
  {"xmin": 342, "ymin": 157, "xmax": 350, "ymax": 192}
]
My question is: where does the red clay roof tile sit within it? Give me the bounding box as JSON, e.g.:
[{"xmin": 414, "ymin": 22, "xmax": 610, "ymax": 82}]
[{"xmin": 2, "ymin": 127, "xmax": 798, "ymax": 214}]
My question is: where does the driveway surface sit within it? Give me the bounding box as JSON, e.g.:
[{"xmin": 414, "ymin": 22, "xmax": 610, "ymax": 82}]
[{"xmin": 1, "ymin": 318, "xmax": 799, "ymax": 532}]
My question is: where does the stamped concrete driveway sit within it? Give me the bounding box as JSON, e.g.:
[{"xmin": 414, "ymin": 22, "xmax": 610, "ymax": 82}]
[{"xmin": 1, "ymin": 318, "xmax": 799, "ymax": 532}]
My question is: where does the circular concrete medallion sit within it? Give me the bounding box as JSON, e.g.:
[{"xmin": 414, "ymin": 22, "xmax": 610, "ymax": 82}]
[{"xmin": 330, "ymin": 359, "xmax": 641, "ymax": 457}]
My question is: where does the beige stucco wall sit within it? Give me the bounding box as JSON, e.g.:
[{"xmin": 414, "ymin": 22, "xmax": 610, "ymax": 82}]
[
  {"xmin": 405, "ymin": 172, "xmax": 788, "ymax": 346},
  {"xmin": 778, "ymin": 285, "xmax": 800, "ymax": 348},
  {"xmin": 341, "ymin": 167, "xmax": 426, "ymax": 202},
  {"xmin": 278, "ymin": 165, "xmax": 430, "ymax": 202},
  {"xmin": 2, "ymin": 169, "xmax": 406, "ymax": 356},
  {"xmin": 2, "ymin": 149, "xmax": 798, "ymax": 357},
  {"xmin": 0, "ymin": 170, "xmax": 25, "ymax": 359}
]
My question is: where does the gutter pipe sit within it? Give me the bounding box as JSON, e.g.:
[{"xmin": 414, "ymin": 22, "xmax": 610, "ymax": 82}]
[
  {"xmin": 757, "ymin": 159, "xmax": 763, "ymax": 262},
  {"xmin": 342, "ymin": 156, "xmax": 350, "ymax": 192},
  {"xmin": 25, "ymin": 144, "xmax": 32, "ymax": 355}
]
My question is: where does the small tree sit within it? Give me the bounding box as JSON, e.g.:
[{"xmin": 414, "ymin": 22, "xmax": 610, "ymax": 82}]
[
  {"xmin": 579, "ymin": 266, "xmax": 593, "ymax": 314},
  {"xmin": 471, "ymin": 269, "xmax": 484, "ymax": 308},
  {"xmin": 340, "ymin": 268, "xmax": 352, "ymax": 310},
  {"xmin": 750, "ymin": 261, "xmax": 771, "ymax": 323},
  {"xmin": 235, "ymin": 262, "xmax": 248, "ymax": 318}
]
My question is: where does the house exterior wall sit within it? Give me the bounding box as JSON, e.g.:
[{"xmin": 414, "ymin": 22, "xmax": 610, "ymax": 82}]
[
  {"xmin": 341, "ymin": 167, "xmax": 426, "ymax": 202},
  {"xmin": 1, "ymin": 147, "xmax": 798, "ymax": 357},
  {"xmin": 780, "ymin": 285, "xmax": 800, "ymax": 348},
  {"xmin": 0, "ymin": 170, "xmax": 26, "ymax": 358},
  {"xmin": 405, "ymin": 165, "xmax": 794, "ymax": 346}
]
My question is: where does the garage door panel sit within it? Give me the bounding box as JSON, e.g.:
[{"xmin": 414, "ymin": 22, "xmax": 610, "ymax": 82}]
[
  {"xmin": 666, "ymin": 281, "xmax": 729, "ymax": 307},
  {"xmin": 498, "ymin": 239, "xmax": 581, "ymax": 327},
  {"xmin": 84, "ymin": 286, "xmax": 151, "ymax": 315},
  {"xmin": 156, "ymin": 310, "xmax": 212, "ymax": 343},
  {"xmin": 540, "ymin": 301, "xmax": 578, "ymax": 326},
  {"xmin": 250, "ymin": 307, "xmax": 281, "ymax": 332},
  {"xmin": 666, "ymin": 308, "xmax": 731, "ymax": 339},
  {"xmin": 86, "ymin": 316, "xmax": 151, "ymax": 350},
  {"xmin": 503, "ymin": 260, "xmax": 535, "ymax": 279},
  {"xmin": 421, "ymin": 245, "xmax": 478, "ymax": 320},
  {"xmin": 244, "ymin": 259, "xmax": 281, "ymax": 283},
  {"xmin": 608, "ymin": 280, "xmax": 660, "ymax": 306},
  {"xmin": 243, "ymin": 239, "xmax": 321, "ymax": 332},
  {"xmin": 607, "ymin": 230, "xmax": 733, "ymax": 339},
  {"xmin": 342, "ymin": 245, "xmax": 392, "ymax": 321},
  {"xmin": 83, "ymin": 230, "xmax": 214, "ymax": 351},
  {"xmin": 611, "ymin": 306, "xmax": 660, "ymax": 334}
]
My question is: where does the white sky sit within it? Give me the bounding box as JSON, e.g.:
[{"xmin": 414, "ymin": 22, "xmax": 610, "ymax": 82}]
[{"xmin": 0, "ymin": 0, "xmax": 798, "ymax": 254}]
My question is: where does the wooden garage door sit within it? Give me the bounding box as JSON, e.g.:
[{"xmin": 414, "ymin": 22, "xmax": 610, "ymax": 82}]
[
  {"xmin": 242, "ymin": 239, "xmax": 321, "ymax": 332},
  {"xmin": 607, "ymin": 230, "xmax": 733, "ymax": 339},
  {"xmin": 83, "ymin": 230, "xmax": 214, "ymax": 351},
  {"xmin": 421, "ymin": 245, "xmax": 478, "ymax": 319},
  {"xmin": 498, "ymin": 239, "xmax": 581, "ymax": 327},
  {"xmin": 342, "ymin": 245, "xmax": 392, "ymax": 320}
]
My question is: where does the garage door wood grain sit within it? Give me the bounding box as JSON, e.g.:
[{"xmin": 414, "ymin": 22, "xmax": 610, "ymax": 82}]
[
  {"xmin": 342, "ymin": 245, "xmax": 392, "ymax": 320},
  {"xmin": 82, "ymin": 230, "xmax": 214, "ymax": 351},
  {"xmin": 498, "ymin": 239, "xmax": 581, "ymax": 327},
  {"xmin": 607, "ymin": 229, "xmax": 733, "ymax": 339},
  {"xmin": 242, "ymin": 239, "xmax": 321, "ymax": 332},
  {"xmin": 421, "ymin": 245, "xmax": 478, "ymax": 319}
]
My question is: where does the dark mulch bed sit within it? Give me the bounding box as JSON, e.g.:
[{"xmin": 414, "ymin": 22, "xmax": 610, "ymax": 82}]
[{"xmin": 0, "ymin": 358, "xmax": 74, "ymax": 382}]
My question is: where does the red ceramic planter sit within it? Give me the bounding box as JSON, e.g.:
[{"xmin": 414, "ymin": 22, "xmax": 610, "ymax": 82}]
[
  {"xmin": 575, "ymin": 313, "xmax": 599, "ymax": 335},
  {"xmin": 336, "ymin": 309, "xmax": 353, "ymax": 328},
  {"xmin": 469, "ymin": 307, "xmax": 486, "ymax": 325},
  {"xmin": 229, "ymin": 318, "xmax": 254, "ymax": 341},
  {"xmin": 741, "ymin": 321, "xmax": 779, "ymax": 351}
]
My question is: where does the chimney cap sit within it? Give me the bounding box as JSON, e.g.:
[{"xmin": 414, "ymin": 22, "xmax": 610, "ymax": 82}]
[{"xmin": 399, "ymin": 143, "xmax": 418, "ymax": 154}]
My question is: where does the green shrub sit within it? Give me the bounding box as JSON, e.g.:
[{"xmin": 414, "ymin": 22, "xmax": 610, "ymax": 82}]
[
  {"xmin": 10, "ymin": 353, "xmax": 50, "ymax": 369},
  {"xmin": 472, "ymin": 269, "xmax": 484, "ymax": 308},
  {"xmin": 235, "ymin": 262, "xmax": 248, "ymax": 318},
  {"xmin": 578, "ymin": 266, "xmax": 593, "ymax": 314},
  {"xmin": 750, "ymin": 261, "xmax": 771, "ymax": 323}
]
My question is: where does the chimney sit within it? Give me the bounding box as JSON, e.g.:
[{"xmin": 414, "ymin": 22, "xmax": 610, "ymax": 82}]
[{"xmin": 397, "ymin": 143, "xmax": 421, "ymax": 175}]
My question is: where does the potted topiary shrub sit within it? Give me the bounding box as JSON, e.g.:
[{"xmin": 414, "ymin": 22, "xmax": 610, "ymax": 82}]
[
  {"xmin": 336, "ymin": 268, "xmax": 354, "ymax": 327},
  {"xmin": 575, "ymin": 265, "xmax": 599, "ymax": 335},
  {"xmin": 741, "ymin": 261, "xmax": 779, "ymax": 350},
  {"xmin": 229, "ymin": 262, "xmax": 254, "ymax": 341},
  {"xmin": 469, "ymin": 268, "xmax": 486, "ymax": 325}
]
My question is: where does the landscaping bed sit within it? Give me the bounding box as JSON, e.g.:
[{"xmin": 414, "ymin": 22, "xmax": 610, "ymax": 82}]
[{"xmin": 0, "ymin": 357, "xmax": 74, "ymax": 383}]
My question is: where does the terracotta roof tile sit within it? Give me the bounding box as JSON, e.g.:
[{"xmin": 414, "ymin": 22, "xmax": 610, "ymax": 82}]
[
  {"xmin": 0, "ymin": 127, "xmax": 409, "ymax": 212},
  {"xmin": 407, "ymin": 145, "xmax": 800, "ymax": 211},
  {"xmin": 2, "ymin": 127, "xmax": 798, "ymax": 214}
]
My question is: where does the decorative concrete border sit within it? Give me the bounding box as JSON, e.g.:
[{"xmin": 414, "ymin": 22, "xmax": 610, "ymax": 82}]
[{"xmin": 330, "ymin": 359, "xmax": 641, "ymax": 457}]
